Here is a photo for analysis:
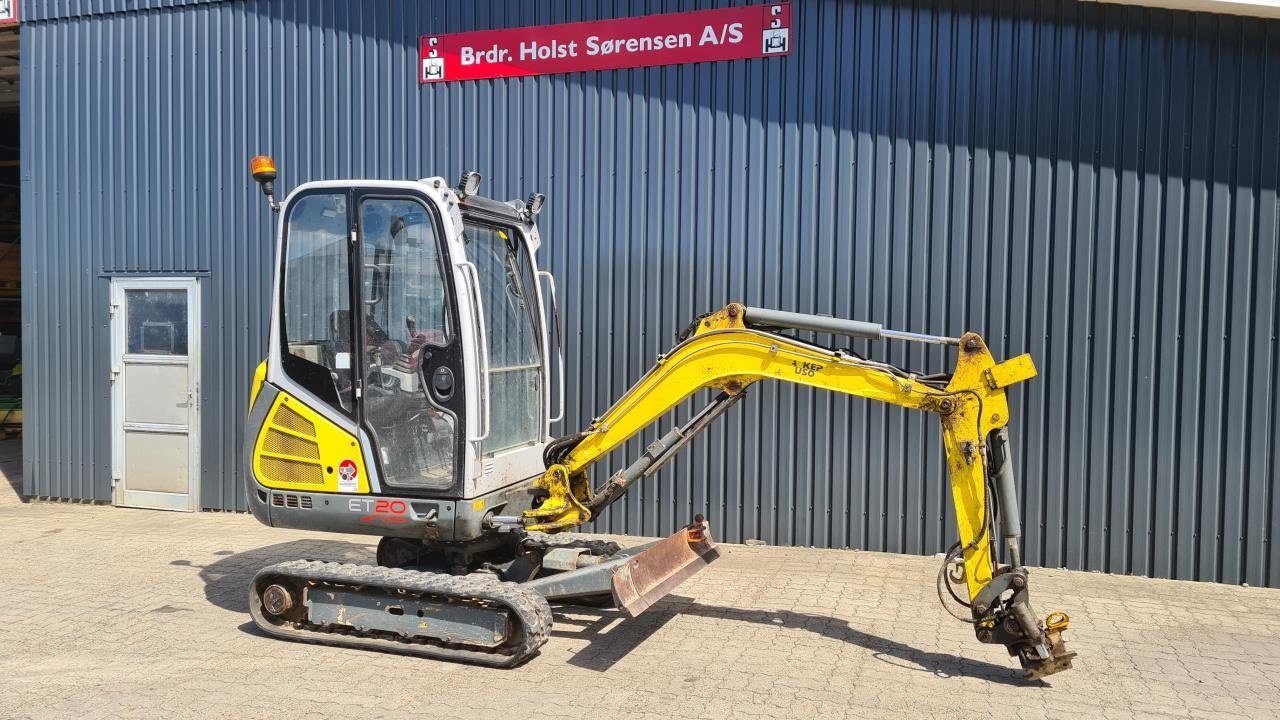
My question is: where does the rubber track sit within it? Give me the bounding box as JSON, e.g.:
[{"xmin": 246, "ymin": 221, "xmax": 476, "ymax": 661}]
[
  {"xmin": 249, "ymin": 560, "xmax": 552, "ymax": 668},
  {"xmin": 522, "ymin": 532, "xmax": 622, "ymax": 557}
]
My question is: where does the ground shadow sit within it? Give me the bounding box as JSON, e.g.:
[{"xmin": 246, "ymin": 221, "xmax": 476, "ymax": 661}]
[
  {"xmin": 0, "ymin": 464, "xmax": 19, "ymax": 501},
  {"xmin": 173, "ymin": 539, "xmax": 375, "ymax": 613},
  {"xmin": 237, "ymin": 620, "xmax": 270, "ymax": 638},
  {"xmin": 0, "ymin": 436, "xmax": 23, "ymax": 503},
  {"xmin": 552, "ymin": 594, "xmax": 1040, "ymax": 686}
]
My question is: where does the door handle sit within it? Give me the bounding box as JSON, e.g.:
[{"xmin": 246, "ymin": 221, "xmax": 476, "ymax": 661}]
[
  {"xmin": 431, "ymin": 366, "xmax": 455, "ymax": 402},
  {"xmin": 457, "ymin": 261, "xmax": 491, "ymax": 444},
  {"xmin": 537, "ymin": 270, "xmax": 564, "ymax": 426}
]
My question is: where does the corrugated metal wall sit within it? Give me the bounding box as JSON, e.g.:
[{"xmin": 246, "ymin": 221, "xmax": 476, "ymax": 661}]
[{"xmin": 20, "ymin": 0, "xmax": 1280, "ymax": 587}]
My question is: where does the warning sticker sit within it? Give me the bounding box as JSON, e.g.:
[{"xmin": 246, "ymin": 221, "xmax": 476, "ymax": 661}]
[{"xmin": 337, "ymin": 459, "xmax": 359, "ymax": 493}]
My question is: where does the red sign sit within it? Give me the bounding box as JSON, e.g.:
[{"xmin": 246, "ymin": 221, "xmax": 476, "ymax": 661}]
[
  {"xmin": 420, "ymin": 3, "xmax": 791, "ymax": 84},
  {"xmin": 0, "ymin": 0, "xmax": 18, "ymax": 26}
]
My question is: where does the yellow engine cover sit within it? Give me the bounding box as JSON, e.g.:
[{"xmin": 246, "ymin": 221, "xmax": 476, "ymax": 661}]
[{"xmin": 253, "ymin": 393, "xmax": 369, "ymax": 494}]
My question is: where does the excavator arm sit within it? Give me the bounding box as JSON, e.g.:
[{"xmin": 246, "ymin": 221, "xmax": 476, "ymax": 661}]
[{"xmin": 517, "ymin": 303, "xmax": 1074, "ymax": 679}]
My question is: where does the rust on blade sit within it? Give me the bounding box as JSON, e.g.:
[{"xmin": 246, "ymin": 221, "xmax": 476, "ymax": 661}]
[{"xmin": 611, "ymin": 522, "xmax": 720, "ymax": 617}]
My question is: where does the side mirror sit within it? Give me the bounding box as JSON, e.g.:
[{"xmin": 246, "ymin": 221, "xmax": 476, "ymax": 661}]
[{"xmin": 250, "ymin": 155, "xmax": 281, "ymax": 213}]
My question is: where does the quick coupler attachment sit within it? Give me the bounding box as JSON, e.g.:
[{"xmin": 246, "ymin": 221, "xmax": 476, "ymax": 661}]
[{"xmin": 971, "ymin": 567, "xmax": 1076, "ymax": 680}]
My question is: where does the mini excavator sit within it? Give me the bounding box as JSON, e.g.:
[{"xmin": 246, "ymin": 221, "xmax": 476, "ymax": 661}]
[{"xmin": 242, "ymin": 156, "xmax": 1075, "ymax": 679}]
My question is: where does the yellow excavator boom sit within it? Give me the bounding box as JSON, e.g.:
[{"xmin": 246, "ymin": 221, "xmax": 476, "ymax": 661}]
[{"xmin": 518, "ymin": 302, "xmax": 1073, "ymax": 679}]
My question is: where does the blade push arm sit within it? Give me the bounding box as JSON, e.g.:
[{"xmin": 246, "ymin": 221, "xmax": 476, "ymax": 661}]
[{"xmin": 522, "ymin": 303, "xmax": 1073, "ymax": 678}]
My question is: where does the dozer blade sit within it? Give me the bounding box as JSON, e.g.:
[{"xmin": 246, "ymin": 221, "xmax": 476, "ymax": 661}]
[{"xmin": 611, "ymin": 521, "xmax": 720, "ymax": 616}]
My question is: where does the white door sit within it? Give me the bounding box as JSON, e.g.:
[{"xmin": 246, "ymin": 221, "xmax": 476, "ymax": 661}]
[{"xmin": 110, "ymin": 278, "xmax": 200, "ymax": 512}]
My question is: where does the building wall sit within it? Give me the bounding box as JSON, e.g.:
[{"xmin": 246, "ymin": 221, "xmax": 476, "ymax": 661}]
[{"xmin": 20, "ymin": 0, "xmax": 1280, "ymax": 586}]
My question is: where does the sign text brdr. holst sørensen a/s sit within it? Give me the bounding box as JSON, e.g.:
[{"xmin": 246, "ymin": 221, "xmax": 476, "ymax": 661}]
[{"xmin": 420, "ymin": 3, "xmax": 791, "ymax": 84}]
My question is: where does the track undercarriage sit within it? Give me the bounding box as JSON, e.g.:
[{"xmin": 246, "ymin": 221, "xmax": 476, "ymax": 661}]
[{"xmin": 248, "ymin": 522, "xmax": 719, "ymax": 666}]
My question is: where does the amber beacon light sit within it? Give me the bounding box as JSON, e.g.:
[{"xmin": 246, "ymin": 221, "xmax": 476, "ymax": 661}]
[{"xmin": 250, "ymin": 154, "xmax": 281, "ymax": 212}]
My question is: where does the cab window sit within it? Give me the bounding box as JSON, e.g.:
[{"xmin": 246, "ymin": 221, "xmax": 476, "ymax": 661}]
[
  {"xmin": 464, "ymin": 222, "xmax": 543, "ymax": 454},
  {"xmin": 280, "ymin": 192, "xmax": 353, "ymax": 414},
  {"xmin": 359, "ymin": 197, "xmax": 457, "ymax": 489}
]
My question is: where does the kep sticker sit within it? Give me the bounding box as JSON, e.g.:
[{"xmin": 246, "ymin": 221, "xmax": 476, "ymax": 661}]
[{"xmin": 337, "ymin": 459, "xmax": 359, "ymax": 492}]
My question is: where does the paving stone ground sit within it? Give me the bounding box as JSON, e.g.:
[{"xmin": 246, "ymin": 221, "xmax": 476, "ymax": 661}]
[{"xmin": 1, "ymin": 440, "xmax": 1278, "ymax": 720}]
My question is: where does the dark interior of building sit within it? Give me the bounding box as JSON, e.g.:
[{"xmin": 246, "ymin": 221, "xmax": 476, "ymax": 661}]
[{"xmin": 0, "ymin": 23, "xmax": 21, "ymax": 488}]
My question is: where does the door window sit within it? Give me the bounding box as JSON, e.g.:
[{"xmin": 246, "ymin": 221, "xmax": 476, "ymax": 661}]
[
  {"xmin": 281, "ymin": 193, "xmax": 354, "ymax": 414},
  {"xmin": 464, "ymin": 222, "xmax": 543, "ymax": 454},
  {"xmin": 126, "ymin": 290, "xmax": 188, "ymax": 355},
  {"xmin": 359, "ymin": 197, "xmax": 456, "ymax": 488}
]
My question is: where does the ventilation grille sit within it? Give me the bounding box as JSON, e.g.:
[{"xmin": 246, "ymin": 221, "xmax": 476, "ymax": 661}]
[
  {"xmin": 262, "ymin": 428, "xmax": 320, "ymax": 459},
  {"xmin": 257, "ymin": 400, "xmax": 328, "ymax": 490},
  {"xmin": 271, "ymin": 493, "xmax": 314, "ymax": 509},
  {"xmin": 261, "ymin": 456, "xmax": 326, "ymax": 487},
  {"xmin": 273, "ymin": 403, "xmax": 315, "ymax": 436}
]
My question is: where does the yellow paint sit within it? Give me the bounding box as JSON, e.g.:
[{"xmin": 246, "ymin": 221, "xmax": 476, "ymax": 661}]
[
  {"xmin": 526, "ymin": 305, "xmax": 935, "ymax": 532},
  {"xmin": 984, "ymin": 353, "xmax": 1037, "ymax": 390},
  {"xmin": 249, "ymin": 359, "xmax": 267, "ymax": 411},
  {"xmin": 253, "ymin": 392, "xmax": 369, "ymax": 493},
  {"xmin": 522, "ymin": 303, "xmax": 1039, "ymax": 612},
  {"xmin": 939, "ymin": 333, "xmax": 1013, "ymax": 597},
  {"xmin": 696, "ymin": 305, "xmax": 748, "ymax": 332},
  {"xmin": 472, "ymin": 499, "xmax": 485, "ymax": 512}
]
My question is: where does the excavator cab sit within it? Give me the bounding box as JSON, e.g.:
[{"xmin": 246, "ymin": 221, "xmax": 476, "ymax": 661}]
[{"xmin": 245, "ymin": 172, "xmax": 559, "ymax": 546}]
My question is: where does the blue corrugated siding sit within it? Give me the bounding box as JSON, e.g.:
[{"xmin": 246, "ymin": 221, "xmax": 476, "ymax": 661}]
[
  {"xmin": 20, "ymin": 0, "xmax": 1280, "ymax": 587},
  {"xmin": 22, "ymin": 0, "xmax": 225, "ymax": 22}
]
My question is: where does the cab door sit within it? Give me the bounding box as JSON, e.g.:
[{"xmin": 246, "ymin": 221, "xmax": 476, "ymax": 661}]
[
  {"xmin": 457, "ymin": 216, "xmax": 547, "ymax": 494},
  {"xmin": 354, "ymin": 193, "xmax": 466, "ymax": 494},
  {"xmin": 267, "ymin": 186, "xmax": 465, "ymax": 498}
]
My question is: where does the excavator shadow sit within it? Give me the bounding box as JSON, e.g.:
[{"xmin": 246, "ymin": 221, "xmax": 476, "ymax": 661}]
[
  {"xmin": 175, "ymin": 539, "xmax": 376, "ymax": 614},
  {"xmin": 551, "ymin": 595, "xmax": 1040, "ymax": 686}
]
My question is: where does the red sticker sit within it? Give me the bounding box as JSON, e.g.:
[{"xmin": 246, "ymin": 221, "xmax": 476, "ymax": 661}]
[{"xmin": 337, "ymin": 459, "xmax": 358, "ymax": 491}]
